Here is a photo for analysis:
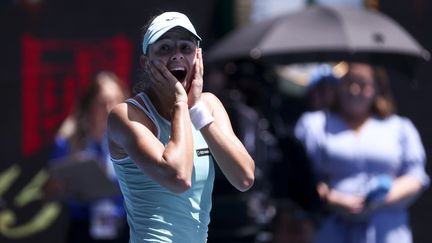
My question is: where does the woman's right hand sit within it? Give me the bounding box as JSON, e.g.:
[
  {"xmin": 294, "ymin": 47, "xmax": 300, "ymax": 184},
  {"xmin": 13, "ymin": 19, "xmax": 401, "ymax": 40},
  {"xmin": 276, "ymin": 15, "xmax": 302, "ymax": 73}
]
[
  {"xmin": 146, "ymin": 59, "xmax": 188, "ymax": 104},
  {"xmin": 326, "ymin": 189, "xmax": 366, "ymax": 215}
]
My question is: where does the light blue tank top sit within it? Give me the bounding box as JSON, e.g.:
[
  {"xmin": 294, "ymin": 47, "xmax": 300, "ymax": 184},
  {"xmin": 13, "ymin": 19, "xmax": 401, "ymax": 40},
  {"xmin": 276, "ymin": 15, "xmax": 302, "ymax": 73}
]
[{"xmin": 111, "ymin": 93, "xmax": 215, "ymax": 243}]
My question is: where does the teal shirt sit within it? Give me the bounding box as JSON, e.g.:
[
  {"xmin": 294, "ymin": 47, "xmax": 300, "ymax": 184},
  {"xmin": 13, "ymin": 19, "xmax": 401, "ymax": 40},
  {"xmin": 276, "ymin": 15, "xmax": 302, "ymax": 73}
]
[{"xmin": 112, "ymin": 93, "xmax": 215, "ymax": 243}]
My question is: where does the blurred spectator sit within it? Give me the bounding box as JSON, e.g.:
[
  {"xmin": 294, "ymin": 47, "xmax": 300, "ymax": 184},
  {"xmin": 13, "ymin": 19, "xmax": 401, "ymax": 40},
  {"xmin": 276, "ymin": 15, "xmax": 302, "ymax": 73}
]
[
  {"xmin": 205, "ymin": 64, "xmax": 320, "ymax": 242},
  {"xmin": 306, "ymin": 64, "xmax": 338, "ymax": 111},
  {"xmin": 205, "ymin": 65, "xmax": 282, "ymax": 242},
  {"xmin": 48, "ymin": 71, "xmax": 129, "ymax": 243},
  {"xmin": 204, "ymin": 67, "xmax": 269, "ymax": 242},
  {"xmin": 295, "ymin": 62, "xmax": 429, "ymax": 243}
]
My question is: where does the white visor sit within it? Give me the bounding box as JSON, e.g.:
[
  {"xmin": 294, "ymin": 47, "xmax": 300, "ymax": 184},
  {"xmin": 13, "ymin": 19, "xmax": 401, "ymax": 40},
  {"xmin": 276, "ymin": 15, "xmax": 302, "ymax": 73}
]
[{"xmin": 142, "ymin": 12, "xmax": 201, "ymax": 54}]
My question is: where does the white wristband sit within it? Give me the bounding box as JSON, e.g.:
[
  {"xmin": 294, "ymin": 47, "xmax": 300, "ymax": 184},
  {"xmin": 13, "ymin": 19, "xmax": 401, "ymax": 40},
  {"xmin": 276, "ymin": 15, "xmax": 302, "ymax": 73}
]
[{"xmin": 189, "ymin": 101, "xmax": 214, "ymax": 130}]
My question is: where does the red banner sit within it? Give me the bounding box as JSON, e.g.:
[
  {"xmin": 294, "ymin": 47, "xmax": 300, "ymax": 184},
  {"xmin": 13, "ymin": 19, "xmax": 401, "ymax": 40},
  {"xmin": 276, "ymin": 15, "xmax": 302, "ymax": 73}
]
[{"xmin": 21, "ymin": 34, "xmax": 133, "ymax": 157}]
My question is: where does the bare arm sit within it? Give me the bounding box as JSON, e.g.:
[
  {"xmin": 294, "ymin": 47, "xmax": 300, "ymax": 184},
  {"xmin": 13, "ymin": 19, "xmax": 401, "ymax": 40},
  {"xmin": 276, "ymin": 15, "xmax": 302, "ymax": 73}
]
[
  {"xmin": 108, "ymin": 100, "xmax": 193, "ymax": 193},
  {"xmin": 184, "ymin": 48, "xmax": 254, "ymax": 192},
  {"xmin": 108, "ymin": 55, "xmax": 195, "ymax": 193},
  {"xmin": 382, "ymin": 118, "xmax": 428, "ymax": 207},
  {"xmin": 318, "ymin": 175, "xmax": 423, "ymax": 214},
  {"xmin": 383, "ymin": 175, "xmax": 422, "ymax": 206},
  {"xmin": 200, "ymin": 93, "xmax": 255, "ymax": 192}
]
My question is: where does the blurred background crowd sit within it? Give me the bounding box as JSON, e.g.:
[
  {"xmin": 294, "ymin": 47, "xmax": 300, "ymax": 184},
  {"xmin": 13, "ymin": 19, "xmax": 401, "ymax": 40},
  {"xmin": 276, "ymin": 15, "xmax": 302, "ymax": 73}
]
[{"xmin": 1, "ymin": 0, "xmax": 432, "ymax": 243}]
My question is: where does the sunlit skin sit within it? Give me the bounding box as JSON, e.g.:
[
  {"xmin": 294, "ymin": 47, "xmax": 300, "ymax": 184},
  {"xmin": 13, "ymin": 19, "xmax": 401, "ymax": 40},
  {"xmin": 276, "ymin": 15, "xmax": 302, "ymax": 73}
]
[
  {"xmin": 140, "ymin": 28, "xmax": 202, "ymax": 119},
  {"xmin": 146, "ymin": 29, "xmax": 198, "ymax": 91},
  {"xmin": 107, "ymin": 28, "xmax": 255, "ymax": 193}
]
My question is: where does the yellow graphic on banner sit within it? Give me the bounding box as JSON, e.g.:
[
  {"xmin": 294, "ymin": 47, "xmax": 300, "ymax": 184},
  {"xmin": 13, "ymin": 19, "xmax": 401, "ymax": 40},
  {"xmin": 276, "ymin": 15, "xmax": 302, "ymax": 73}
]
[{"xmin": 0, "ymin": 164, "xmax": 61, "ymax": 238}]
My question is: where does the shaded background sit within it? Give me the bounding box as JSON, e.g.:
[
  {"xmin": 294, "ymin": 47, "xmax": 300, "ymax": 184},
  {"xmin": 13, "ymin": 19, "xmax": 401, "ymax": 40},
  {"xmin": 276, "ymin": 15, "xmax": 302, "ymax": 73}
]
[{"xmin": 0, "ymin": 0, "xmax": 431, "ymax": 242}]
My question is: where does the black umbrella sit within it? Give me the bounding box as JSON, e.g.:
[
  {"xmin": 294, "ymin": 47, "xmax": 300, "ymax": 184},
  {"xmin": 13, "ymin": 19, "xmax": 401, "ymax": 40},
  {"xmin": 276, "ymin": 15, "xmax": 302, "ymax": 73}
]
[{"xmin": 207, "ymin": 5, "xmax": 430, "ymax": 77}]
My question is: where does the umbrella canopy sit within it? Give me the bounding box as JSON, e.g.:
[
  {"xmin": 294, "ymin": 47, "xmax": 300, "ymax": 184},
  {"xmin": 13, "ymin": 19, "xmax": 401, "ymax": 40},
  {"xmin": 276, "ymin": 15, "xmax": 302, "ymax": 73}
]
[{"xmin": 207, "ymin": 5, "xmax": 430, "ymax": 77}]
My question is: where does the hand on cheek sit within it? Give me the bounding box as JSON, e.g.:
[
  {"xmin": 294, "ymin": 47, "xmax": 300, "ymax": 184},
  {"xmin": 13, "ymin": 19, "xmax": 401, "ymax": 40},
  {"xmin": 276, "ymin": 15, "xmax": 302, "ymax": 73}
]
[
  {"xmin": 157, "ymin": 60, "xmax": 190, "ymax": 104},
  {"xmin": 188, "ymin": 48, "xmax": 203, "ymax": 107}
]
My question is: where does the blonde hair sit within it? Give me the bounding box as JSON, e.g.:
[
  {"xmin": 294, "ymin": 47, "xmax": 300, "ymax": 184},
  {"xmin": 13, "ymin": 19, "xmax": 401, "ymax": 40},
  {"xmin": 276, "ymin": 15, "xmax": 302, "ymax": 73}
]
[{"xmin": 59, "ymin": 71, "xmax": 129, "ymax": 153}]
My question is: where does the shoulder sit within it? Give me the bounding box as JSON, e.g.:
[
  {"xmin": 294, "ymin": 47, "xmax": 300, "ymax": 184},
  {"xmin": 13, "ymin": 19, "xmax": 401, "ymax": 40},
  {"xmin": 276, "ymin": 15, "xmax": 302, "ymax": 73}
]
[
  {"xmin": 201, "ymin": 92, "xmax": 223, "ymax": 110},
  {"xmin": 201, "ymin": 92, "xmax": 219, "ymax": 104},
  {"xmin": 394, "ymin": 115, "xmax": 420, "ymax": 134},
  {"xmin": 297, "ymin": 110, "xmax": 327, "ymax": 127},
  {"xmin": 108, "ymin": 98, "xmax": 155, "ymax": 133},
  {"xmin": 108, "ymin": 94, "xmax": 146, "ymax": 122},
  {"xmin": 380, "ymin": 115, "xmax": 417, "ymax": 130},
  {"xmin": 377, "ymin": 115, "xmax": 422, "ymax": 141},
  {"xmin": 294, "ymin": 110, "xmax": 327, "ymax": 140},
  {"xmin": 108, "ymin": 99, "xmax": 157, "ymax": 156},
  {"xmin": 108, "ymin": 102, "xmax": 129, "ymax": 125}
]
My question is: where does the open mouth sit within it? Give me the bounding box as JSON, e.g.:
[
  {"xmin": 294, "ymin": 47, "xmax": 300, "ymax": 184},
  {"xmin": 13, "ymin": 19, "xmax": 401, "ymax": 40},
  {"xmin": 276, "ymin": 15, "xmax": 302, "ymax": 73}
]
[{"xmin": 170, "ymin": 70, "xmax": 187, "ymax": 82}]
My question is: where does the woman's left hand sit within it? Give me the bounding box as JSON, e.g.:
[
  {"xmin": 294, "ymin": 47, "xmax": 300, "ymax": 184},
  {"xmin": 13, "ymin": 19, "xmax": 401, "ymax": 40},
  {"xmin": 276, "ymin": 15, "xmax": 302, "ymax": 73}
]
[{"xmin": 188, "ymin": 48, "xmax": 204, "ymax": 107}]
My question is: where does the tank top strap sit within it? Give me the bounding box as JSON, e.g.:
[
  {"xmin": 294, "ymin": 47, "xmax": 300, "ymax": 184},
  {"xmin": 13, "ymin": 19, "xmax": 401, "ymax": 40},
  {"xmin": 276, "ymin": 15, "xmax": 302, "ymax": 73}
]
[
  {"xmin": 138, "ymin": 93, "xmax": 170, "ymax": 127},
  {"xmin": 125, "ymin": 93, "xmax": 161, "ymax": 139}
]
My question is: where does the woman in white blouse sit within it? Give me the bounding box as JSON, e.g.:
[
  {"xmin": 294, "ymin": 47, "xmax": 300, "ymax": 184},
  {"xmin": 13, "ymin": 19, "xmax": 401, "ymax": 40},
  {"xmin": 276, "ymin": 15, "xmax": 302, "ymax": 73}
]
[{"xmin": 295, "ymin": 62, "xmax": 429, "ymax": 243}]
